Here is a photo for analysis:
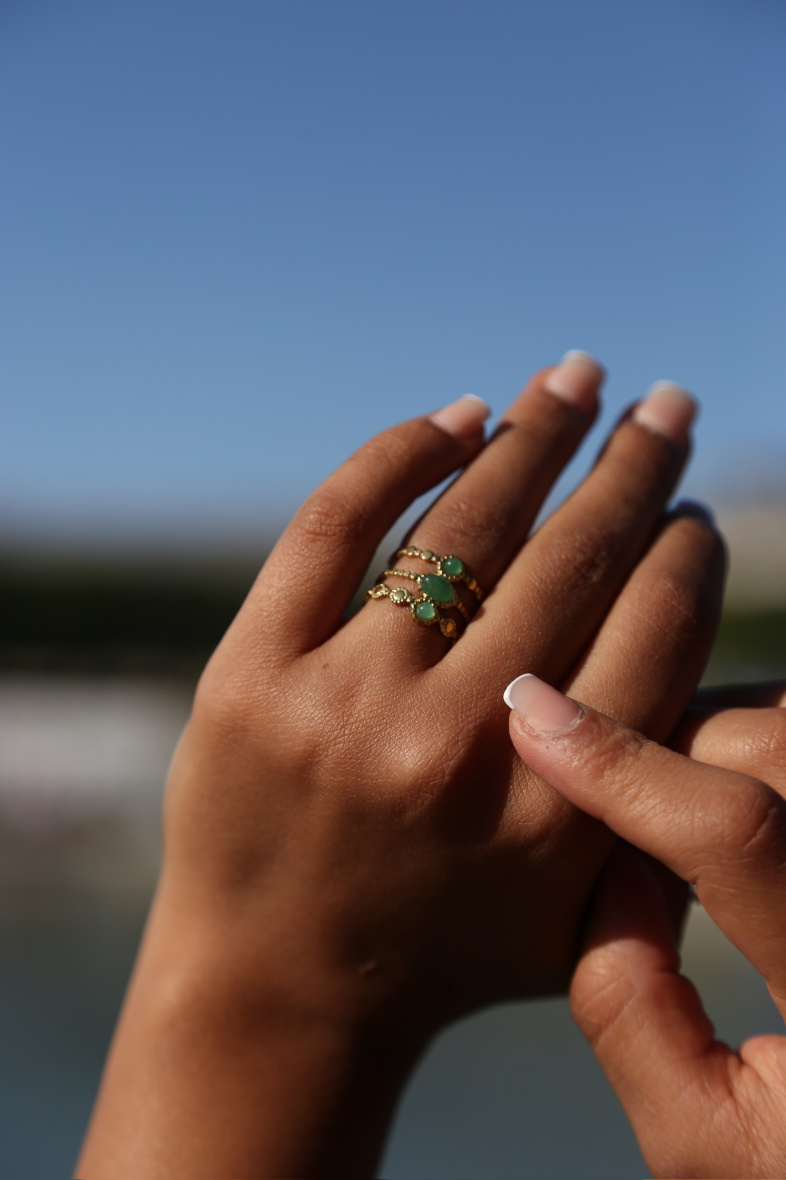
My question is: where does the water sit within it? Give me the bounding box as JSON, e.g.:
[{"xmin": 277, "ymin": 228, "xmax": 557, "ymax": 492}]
[{"xmin": 1, "ymin": 674, "xmax": 784, "ymax": 1179}]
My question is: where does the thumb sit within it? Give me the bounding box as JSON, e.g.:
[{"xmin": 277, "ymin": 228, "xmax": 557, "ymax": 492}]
[{"xmin": 503, "ymin": 672, "xmax": 786, "ymax": 996}]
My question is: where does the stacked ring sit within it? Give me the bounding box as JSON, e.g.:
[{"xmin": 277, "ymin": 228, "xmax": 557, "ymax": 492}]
[
  {"xmin": 393, "ymin": 548, "xmax": 484, "ymax": 600},
  {"xmin": 381, "ymin": 568, "xmax": 471, "ymax": 622},
  {"xmin": 366, "ymin": 547, "xmax": 483, "ymax": 641},
  {"xmin": 367, "ymin": 583, "xmax": 460, "ymax": 641}
]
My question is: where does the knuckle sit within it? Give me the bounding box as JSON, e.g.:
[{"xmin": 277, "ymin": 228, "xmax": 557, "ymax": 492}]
[
  {"xmin": 294, "ymin": 486, "xmax": 371, "ymax": 549},
  {"xmin": 192, "ymin": 657, "xmax": 261, "ymax": 747},
  {"xmin": 630, "ymin": 568, "xmax": 704, "ymax": 635},
  {"xmin": 702, "ymin": 778, "xmax": 786, "ymax": 867},
  {"xmin": 582, "ymin": 711, "xmax": 651, "ymax": 780},
  {"xmin": 288, "ymin": 423, "xmax": 425, "ymax": 555},
  {"xmin": 359, "ymin": 423, "xmax": 414, "ymax": 471},
  {"xmin": 347, "ymin": 421, "xmax": 428, "ymax": 491},
  {"xmin": 569, "ymin": 953, "xmax": 632, "ymax": 1047},
  {"xmin": 543, "ymin": 524, "xmax": 617, "ymax": 592},
  {"xmin": 746, "ymin": 710, "xmax": 786, "ymax": 780},
  {"xmin": 431, "ymin": 494, "xmax": 504, "ymax": 550}
]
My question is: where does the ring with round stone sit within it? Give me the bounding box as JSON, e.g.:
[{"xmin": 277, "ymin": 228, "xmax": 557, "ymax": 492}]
[
  {"xmin": 366, "ymin": 582, "xmax": 460, "ymax": 641},
  {"xmin": 380, "ymin": 567, "xmax": 472, "ymax": 622},
  {"xmin": 392, "ymin": 547, "xmax": 484, "ymax": 601}
]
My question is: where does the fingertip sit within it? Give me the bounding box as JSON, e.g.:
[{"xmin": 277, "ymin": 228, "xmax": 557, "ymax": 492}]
[
  {"xmin": 543, "ymin": 351, "xmax": 606, "ymax": 412},
  {"xmin": 633, "ymin": 382, "xmax": 697, "ymax": 446},
  {"xmin": 503, "ymin": 673, "xmax": 584, "ymax": 734},
  {"xmin": 430, "ymin": 394, "xmax": 492, "ymax": 439}
]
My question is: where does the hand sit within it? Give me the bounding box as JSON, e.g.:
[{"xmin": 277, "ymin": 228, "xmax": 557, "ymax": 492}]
[
  {"xmin": 673, "ymin": 681, "xmax": 786, "ymax": 785},
  {"xmin": 506, "ymin": 675, "xmax": 786, "ymax": 1180},
  {"xmin": 79, "ymin": 359, "xmax": 723, "ymax": 1179}
]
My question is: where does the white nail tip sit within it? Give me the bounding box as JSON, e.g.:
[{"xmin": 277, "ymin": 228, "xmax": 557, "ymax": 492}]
[
  {"xmin": 461, "ymin": 394, "xmax": 492, "ymax": 413},
  {"xmin": 645, "ymin": 380, "xmax": 691, "ymax": 398},
  {"xmin": 503, "ymin": 673, "xmax": 533, "ymax": 710},
  {"xmin": 560, "ymin": 350, "xmax": 602, "ymax": 368}
]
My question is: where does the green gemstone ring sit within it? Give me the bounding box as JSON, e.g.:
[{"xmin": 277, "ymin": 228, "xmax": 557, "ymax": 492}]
[
  {"xmin": 367, "ymin": 582, "xmax": 459, "ymax": 641},
  {"xmin": 366, "ymin": 547, "xmax": 481, "ymax": 643},
  {"xmin": 380, "ymin": 569, "xmax": 471, "ymax": 622},
  {"xmin": 393, "ymin": 547, "xmax": 484, "ymax": 601}
]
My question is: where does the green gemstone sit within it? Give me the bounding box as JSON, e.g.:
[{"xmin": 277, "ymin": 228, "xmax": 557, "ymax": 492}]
[
  {"xmin": 414, "ymin": 600, "xmax": 437, "ymax": 622},
  {"xmin": 441, "ymin": 556, "xmax": 463, "ymax": 578},
  {"xmin": 420, "ymin": 573, "xmax": 454, "ymax": 604}
]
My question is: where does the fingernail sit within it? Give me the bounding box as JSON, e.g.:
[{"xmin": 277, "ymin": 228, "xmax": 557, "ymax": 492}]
[
  {"xmin": 671, "ymin": 498, "xmax": 715, "ymax": 526},
  {"xmin": 544, "ymin": 350, "xmax": 605, "ymax": 412},
  {"xmin": 430, "ymin": 394, "xmax": 492, "ymax": 438},
  {"xmin": 503, "ymin": 673, "xmax": 583, "ymax": 733},
  {"xmin": 632, "ymin": 382, "xmax": 697, "ymax": 445}
]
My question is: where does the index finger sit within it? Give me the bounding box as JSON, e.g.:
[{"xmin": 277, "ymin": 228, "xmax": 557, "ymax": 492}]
[{"xmin": 504, "ymin": 673, "xmax": 786, "ymax": 998}]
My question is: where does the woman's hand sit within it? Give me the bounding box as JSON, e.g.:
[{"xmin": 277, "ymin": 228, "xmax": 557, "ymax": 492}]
[
  {"xmin": 78, "ymin": 357, "xmax": 724, "ymax": 1179},
  {"xmin": 673, "ymin": 681, "xmax": 786, "ymax": 785},
  {"xmin": 506, "ymin": 675, "xmax": 786, "ymax": 1180}
]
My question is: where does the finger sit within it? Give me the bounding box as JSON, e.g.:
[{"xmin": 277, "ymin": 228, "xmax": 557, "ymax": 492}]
[
  {"xmin": 457, "ymin": 382, "xmax": 697, "ymax": 676},
  {"xmin": 562, "ymin": 507, "xmax": 725, "ymax": 937},
  {"xmin": 564, "ymin": 506, "xmax": 726, "ymax": 740},
  {"xmin": 570, "ymin": 841, "xmax": 741, "ymax": 1179},
  {"xmin": 504, "ymin": 674, "xmax": 786, "ymax": 995},
  {"xmin": 348, "ymin": 353, "xmax": 603, "ymax": 663},
  {"xmin": 396, "ymin": 352, "xmax": 603, "ymax": 587},
  {"xmin": 671, "ymin": 705, "xmax": 786, "ymax": 789},
  {"xmin": 241, "ymin": 397, "xmax": 489, "ymax": 653}
]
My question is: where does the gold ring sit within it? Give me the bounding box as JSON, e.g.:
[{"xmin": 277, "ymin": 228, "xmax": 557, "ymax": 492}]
[
  {"xmin": 365, "ymin": 547, "xmax": 482, "ymax": 642},
  {"xmin": 381, "ymin": 568, "xmax": 471, "ymax": 622},
  {"xmin": 367, "ymin": 583, "xmax": 460, "ymax": 641},
  {"xmin": 393, "ymin": 548, "xmax": 484, "ymax": 601}
]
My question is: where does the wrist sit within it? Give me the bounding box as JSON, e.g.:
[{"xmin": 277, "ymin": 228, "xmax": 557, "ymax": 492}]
[{"xmin": 80, "ymin": 879, "xmax": 422, "ymax": 1179}]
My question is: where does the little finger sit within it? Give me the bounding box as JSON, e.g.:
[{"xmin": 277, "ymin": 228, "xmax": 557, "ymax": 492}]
[{"xmin": 671, "ymin": 705, "xmax": 786, "ymax": 790}]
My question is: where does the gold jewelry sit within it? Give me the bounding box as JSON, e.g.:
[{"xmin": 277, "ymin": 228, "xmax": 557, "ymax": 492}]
[
  {"xmin": 367, "ymin": 583, "xmax": 459, "ymax": 641},
  {"xmin": 381, "ymin": 568, "xmax": 471, "ymax": 622},
  {"xmin": 393, "ymin": 547, "xmax": 484, "ymax": 601}
]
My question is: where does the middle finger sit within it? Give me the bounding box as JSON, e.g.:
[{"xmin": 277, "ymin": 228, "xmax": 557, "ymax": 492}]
[{"xmin": 456, "ymin": 382, "xmax": 698, "ymax": 682}]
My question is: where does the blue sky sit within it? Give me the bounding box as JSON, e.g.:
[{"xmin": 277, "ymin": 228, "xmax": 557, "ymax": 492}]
[{"xmin": 3, "ymin": 0, "xmax": 786, "ymax": 547}]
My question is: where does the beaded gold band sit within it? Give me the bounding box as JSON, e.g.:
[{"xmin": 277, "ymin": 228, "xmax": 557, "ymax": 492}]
[
  {"xmin": 381, "ymin": 568, "xmax": 471, "ymax": 621},
  {"xmin": 366, "ymin": 547, "xmax": 483, "ymax": 642},
  {"xmin": 367, "ymin": 583, "xmax": 460, "ymax": 641},
  {"xmin": 393, "ymin": 548, "xmax": 484, "ymax": 601}
]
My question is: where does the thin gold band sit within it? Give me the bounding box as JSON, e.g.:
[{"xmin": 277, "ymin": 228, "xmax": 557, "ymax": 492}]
[
  {"xmin": 393, "ymin": 547, "xmax": 484, "ymax": 600},
  {"xmin": 381, "ymin": 568, "xmax": 471, "ymax": 622},
  {"xmin": 366, "ymin": 546, "xmax": 482, "ymax": 643},
  {"xmin": 367, "ymin": 583, "xmax": 459, "ymax": 641}
]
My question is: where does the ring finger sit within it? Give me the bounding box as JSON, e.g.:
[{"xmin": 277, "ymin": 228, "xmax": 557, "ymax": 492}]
[{"xmin": 355, "ymin": 352, "xmax": 604, "ymax": 657}]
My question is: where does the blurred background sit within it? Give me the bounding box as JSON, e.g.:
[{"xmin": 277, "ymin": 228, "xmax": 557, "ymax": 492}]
[{"xmin": 2, "ymin": 1, "xmax": 785, "ymax": 1176}]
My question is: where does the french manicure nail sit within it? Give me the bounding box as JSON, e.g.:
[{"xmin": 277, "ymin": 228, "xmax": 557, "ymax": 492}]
[
  {"xmin": 544, "ymin": 351, "xmax": 605, "ymax": 412},
  {"xmin": 430, "ymin": 394, "xmax": 491, "ymax": 438},
  {"xmin": 633, "ymin": 382, "xmax": 697, "ymax": 445},
  {"xmin": 503, "ymin": 673, "xmax": 583, "ymax": 734}
]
